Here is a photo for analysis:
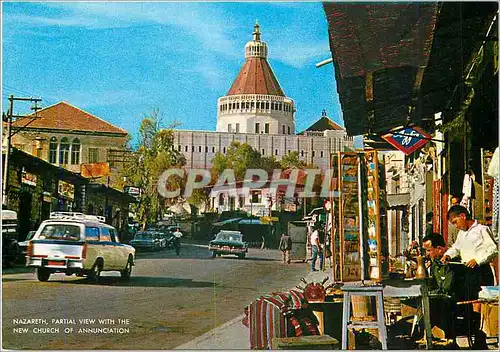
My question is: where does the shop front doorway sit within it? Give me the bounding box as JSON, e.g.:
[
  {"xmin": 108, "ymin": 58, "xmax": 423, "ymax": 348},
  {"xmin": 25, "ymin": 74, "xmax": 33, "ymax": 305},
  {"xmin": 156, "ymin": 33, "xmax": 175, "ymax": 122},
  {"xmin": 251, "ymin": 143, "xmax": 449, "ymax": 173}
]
[{"xmin": 19, "ymin": 191, "xmax": 33, "ymax": 240}]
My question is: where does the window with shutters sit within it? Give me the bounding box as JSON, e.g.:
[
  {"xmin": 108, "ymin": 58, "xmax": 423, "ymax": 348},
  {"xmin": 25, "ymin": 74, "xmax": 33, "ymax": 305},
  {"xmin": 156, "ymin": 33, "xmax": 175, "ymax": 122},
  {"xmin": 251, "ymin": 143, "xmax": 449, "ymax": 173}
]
[
  {"xmin": 49, "ymin": 137, "xmax": 58, "ymax": 163},
  {"xmin": 59, "ymin": 138, "xmax": 70, "ymax": 164},
  {"xmin": 70, "ymin": 138, "xmax": 80, "ymax": 165},
  {"xmin": 88, "ymin": 148, "xmax": 99, "ymax": 163}
]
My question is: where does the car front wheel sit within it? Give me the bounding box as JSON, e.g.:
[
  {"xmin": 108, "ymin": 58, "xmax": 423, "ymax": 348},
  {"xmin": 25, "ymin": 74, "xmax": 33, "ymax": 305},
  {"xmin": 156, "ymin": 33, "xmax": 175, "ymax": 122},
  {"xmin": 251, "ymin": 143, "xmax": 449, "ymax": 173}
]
[
  {"xmin": 36, "ymin": 268, "xmax": 51, "ymax": 282},
  {"xmin": 237, "ymin": 253, "xmax": 246, "ymax": 259}
]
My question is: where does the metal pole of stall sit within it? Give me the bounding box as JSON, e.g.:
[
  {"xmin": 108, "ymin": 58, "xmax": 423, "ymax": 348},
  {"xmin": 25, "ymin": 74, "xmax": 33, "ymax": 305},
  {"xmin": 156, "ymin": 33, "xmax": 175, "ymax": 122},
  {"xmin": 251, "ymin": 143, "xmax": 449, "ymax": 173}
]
[{"xmin": 358, "ymin": 153, "xmax": 366, "ymax": 282}]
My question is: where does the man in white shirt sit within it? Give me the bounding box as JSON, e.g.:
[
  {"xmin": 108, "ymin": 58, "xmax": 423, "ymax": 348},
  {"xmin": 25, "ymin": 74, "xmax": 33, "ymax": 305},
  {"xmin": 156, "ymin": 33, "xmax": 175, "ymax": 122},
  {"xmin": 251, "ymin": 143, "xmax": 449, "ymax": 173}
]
[
  {"xmin": 309, "ymin": 225, "xmax": 323, "ymax": 272},
  {"xmin": 441, "ymin": 205, "xmax": 497, "ymax": 286},
  {"xmin": 173, "ymin": 228, "xmax": 183, "ymax": 256}
]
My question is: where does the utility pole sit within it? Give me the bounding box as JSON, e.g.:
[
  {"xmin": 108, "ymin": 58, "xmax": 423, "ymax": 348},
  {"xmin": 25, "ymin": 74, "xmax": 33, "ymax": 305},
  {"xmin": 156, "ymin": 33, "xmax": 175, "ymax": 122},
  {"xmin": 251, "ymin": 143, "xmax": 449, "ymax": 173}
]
[{"xmin": 2, "ymin": 95, "xmax": 42, "ymax": 207}]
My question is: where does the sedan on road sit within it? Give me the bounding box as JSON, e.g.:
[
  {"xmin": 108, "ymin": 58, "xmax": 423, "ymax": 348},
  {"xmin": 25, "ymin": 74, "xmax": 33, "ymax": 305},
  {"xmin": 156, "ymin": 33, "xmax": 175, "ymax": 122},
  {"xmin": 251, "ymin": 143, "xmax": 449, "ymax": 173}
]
[
  {"xmin": 209, "ymin": 230, "xmax": 248, "ymax": 259},
  {"xmin": 130, "ymin": 231, "xmax": 164, "ymax": 251}
]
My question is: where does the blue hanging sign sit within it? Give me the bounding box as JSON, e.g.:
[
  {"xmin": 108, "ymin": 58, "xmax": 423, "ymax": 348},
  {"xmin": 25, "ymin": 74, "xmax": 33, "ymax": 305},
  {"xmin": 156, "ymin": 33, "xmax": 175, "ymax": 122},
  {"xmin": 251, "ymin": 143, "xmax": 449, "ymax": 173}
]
[{"xmin": 382, "ymin": 126, "xmax": 431, "ymax": 155}]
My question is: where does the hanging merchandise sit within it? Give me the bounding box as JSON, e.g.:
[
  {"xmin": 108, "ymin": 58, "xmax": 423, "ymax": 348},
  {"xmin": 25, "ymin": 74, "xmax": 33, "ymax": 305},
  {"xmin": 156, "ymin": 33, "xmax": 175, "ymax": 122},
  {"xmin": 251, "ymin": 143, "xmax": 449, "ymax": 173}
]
[
  {"xmin": 336, "ymin": 151, "xmax": 389, "ymax": 282},
  {"xmin": 338, "ymin": 152, "xmax": 362, "ymax": 281},
  {"xmin": 460, "ymin": 173, "xmax": 474, "ymax": 212},
  {"xmin": 493, "ymin": 176, "xmax": 499, "ymax": 240},
  {"xmin": 487, "ymin": 147, "xmax": 499, "ymax": 177},
  {"xmin": 486, "ymin": 147, "xmax": 499, "ymax": 238}
]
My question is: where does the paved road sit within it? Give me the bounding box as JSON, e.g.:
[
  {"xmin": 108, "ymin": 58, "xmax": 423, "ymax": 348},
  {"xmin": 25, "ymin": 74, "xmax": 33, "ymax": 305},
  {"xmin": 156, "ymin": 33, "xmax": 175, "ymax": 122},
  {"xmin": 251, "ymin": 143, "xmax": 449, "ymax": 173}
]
[{"xmin": 2, "ymin": 241, "xmax": 311, "ymax": 350}]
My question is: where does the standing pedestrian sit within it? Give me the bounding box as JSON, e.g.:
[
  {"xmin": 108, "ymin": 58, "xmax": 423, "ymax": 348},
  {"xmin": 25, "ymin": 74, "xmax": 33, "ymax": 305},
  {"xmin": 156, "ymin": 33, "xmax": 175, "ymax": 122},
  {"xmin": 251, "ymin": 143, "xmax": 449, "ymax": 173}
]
[
  {"xmin": 173, "ymin": 227, "xmax": 183, "ymax": 256},
  {"xmin": 310, "ymin": 225, "xmax": 324, "ymax": 272},
  {"xmin": 260, "ymin": 229, "xmax": 268, "ymax": 251},
  {"xmin": 279, "ymin": 232, "xmax": 292, "ymax": 264},
  {"xmin": 442, "ymin": 205, "xmax": 498, "ymax": 286}
]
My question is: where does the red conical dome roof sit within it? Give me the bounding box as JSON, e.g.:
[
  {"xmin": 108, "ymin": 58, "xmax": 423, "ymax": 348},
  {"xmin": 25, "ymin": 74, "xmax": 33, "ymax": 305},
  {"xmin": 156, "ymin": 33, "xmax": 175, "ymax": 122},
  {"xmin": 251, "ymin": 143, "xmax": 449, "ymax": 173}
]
[
  {"xmin": 228, "ymin": 58, "xmax": 285, "ymax": 96},
  {"xmin": 227, "ymin": 23, "xmax": 285, "ymax": 97}
]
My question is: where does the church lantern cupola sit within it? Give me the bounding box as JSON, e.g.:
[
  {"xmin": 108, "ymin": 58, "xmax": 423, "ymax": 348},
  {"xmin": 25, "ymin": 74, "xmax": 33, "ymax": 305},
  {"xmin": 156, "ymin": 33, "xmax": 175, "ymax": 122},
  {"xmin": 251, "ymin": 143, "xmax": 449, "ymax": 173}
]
[{"xmin": 216, "ymin": 22, "xmax": 295, "ymax": 135}]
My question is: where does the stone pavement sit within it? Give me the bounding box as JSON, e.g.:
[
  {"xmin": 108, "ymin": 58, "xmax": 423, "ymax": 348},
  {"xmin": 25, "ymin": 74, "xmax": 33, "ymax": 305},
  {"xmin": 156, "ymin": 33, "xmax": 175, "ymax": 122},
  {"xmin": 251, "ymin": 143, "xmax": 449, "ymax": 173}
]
[{"xmin": 175, "ymin": 270, "xmax": 331, "ymax": 350}]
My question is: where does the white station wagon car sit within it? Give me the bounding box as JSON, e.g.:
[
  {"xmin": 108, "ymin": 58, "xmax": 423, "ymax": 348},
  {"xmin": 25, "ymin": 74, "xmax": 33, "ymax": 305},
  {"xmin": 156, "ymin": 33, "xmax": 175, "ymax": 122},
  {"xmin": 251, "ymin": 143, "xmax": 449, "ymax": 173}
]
[{"xmin": 26, "ymin": 212, "xmax": 135, "ymax": 283}]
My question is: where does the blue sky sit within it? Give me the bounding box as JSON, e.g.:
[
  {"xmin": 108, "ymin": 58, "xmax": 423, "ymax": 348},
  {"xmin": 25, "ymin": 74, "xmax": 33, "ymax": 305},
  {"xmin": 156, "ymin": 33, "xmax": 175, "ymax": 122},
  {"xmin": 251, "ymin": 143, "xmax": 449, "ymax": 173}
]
[{"xmin": 2, "ymin": 2, "xmax": 348, "ymax": 145}]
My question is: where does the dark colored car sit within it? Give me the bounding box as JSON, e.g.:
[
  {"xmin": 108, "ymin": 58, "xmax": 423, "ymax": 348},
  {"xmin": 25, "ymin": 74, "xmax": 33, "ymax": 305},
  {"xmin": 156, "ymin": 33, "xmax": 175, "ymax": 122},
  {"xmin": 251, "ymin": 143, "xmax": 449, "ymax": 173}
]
[
  {"xmin": 2, "ymin": 209, "xmax": 19, "ymax": 267},
  {"xmin": 209, "ymin": 230, "xmax": 248, "ymax": 259},
  {"xmin": 130, "ymin": 231, "xmax": 164, "ymax": 251},
  {"xmin": 18, "ymin": 230, "xmax": 36, "ymax": 256}
]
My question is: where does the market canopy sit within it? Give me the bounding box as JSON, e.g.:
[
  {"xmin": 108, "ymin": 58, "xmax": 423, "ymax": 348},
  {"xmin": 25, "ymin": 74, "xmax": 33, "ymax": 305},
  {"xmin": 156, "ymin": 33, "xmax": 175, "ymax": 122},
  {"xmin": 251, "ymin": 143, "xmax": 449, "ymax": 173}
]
[
  {"xmin": 386, "ymin": 193, "xmax": 410, "ymax": 210},
  {"xmin": 323, "ymin": 2, "xmax": 498, "ymax": 138}
]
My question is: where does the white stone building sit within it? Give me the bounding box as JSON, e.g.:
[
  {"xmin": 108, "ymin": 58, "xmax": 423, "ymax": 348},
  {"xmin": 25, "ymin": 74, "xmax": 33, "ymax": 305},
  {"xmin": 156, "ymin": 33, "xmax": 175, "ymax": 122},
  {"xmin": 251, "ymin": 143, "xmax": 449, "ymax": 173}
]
[{"xmin": 172, "ymin": 23, "xmax": 354, "ymax": 213}]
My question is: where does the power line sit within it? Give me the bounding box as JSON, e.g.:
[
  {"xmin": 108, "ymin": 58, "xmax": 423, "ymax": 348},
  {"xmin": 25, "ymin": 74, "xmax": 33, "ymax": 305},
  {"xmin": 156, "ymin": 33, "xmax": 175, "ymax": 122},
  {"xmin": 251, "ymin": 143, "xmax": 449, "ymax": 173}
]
[
  {"xmin": 2, "ymin": 85, "xmax": 59, "ymax": 107},
  {"xmin": 2, "ymin": 84, "xmax": 38, "ymax": 97}
]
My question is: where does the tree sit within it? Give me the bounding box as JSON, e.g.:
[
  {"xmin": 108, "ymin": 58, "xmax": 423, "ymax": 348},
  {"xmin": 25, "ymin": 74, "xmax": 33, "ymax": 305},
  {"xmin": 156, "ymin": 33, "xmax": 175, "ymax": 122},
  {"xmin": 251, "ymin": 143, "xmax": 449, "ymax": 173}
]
[
  {"xmin": 280, "ymin": 151, "xmax": 306, "ymax": 169},
  {"xmin": 211, "ymin": 142, "xmax": 263, "ymax": 181},
  {"xmin": 120, "ymin": 109, "xmax": 186, "ymax": 229}
]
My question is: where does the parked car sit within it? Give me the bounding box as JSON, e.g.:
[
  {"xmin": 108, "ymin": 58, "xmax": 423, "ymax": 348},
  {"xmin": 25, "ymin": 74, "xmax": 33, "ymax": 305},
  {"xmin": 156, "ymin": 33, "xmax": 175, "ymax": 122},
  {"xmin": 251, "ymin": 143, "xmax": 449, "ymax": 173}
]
[
  {"xmin": 130, "ymin": 231, "xmax": 164, "ymax": 251},
  {"xmin": 2, "ymin": 209, "xmax": 20, "ymax": 267},
  {"xmin": 25, "ymin": 212, "xmax": 135, "ymax": 282},
  {"xmin": 18, "ymin": 230, "xmax": 36, "ymax": 256},
  {"xmin": 209, "ymin": 230, "xmax": 248, "ymax": 259}
]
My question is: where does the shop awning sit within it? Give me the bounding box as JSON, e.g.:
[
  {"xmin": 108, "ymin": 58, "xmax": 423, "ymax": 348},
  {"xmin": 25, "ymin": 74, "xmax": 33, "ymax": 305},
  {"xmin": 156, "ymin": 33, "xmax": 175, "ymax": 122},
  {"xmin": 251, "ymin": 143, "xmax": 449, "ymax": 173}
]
[
  {"xmin": 386, "ymin": 193, "xmax": 410, "ymax": 210},
  {"xmin": 323, "ymin": 2, "xmax": 498, "ymax": 137},
  {"xmin": 323, "ymin": 3, "xmax": 438, "ymax": 136}
]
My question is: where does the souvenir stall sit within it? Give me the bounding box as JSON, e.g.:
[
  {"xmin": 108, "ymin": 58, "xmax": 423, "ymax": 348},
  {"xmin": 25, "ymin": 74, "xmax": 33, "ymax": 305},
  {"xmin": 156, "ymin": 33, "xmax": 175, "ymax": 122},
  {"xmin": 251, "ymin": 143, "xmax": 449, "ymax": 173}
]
[{"xmin": 332, "ymin": 151, "xmax": 389, "ymax": 282}]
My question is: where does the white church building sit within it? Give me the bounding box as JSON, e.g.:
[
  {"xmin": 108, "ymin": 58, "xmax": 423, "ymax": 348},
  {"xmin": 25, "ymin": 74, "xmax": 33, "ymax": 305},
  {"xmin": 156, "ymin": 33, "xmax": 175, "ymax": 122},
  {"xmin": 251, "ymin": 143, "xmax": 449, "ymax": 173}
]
[{"xmin": 172, "ymin": 23, "xmax": 354, "ymax": 214}]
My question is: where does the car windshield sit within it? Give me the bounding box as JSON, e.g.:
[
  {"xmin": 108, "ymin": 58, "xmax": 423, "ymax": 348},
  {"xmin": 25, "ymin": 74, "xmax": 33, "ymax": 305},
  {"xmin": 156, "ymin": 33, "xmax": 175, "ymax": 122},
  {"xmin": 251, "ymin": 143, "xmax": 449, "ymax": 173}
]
[
  {"xmin": 135, "ymin": 232, "xmax": 154, "ymax": 240},
  {"xmin": 39, "ymin": 224, "xmax": 81, "ymax": 241},
  {"xmin": 216, "ymin": 232, "xmax": 242, "ymax": 242}
]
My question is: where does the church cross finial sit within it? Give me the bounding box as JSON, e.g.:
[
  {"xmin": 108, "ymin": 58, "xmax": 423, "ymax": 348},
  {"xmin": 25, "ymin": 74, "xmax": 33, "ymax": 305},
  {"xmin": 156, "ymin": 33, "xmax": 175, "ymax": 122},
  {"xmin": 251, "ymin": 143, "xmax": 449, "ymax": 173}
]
[{"xmin": 253, "ymin": 21, "xmax": 261, "ymax": 41}]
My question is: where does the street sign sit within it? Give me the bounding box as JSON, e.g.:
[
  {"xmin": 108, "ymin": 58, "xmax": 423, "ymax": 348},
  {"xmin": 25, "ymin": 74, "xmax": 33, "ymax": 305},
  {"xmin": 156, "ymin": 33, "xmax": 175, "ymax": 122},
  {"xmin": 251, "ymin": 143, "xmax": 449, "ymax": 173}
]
[
  {"xmin": 124, "ymin": 186, "xmax": 141, "ymax": 196},
  {"xmin": 381, "ymin": 126, "xmax": 431, "ymax": 155},
  {"xmin": 259, "ymin": 216, "xmax": 279, "ymax": 224},
  {"xmin": 81, "ymin": 162, "xmax": 110, "ymax": 178}
]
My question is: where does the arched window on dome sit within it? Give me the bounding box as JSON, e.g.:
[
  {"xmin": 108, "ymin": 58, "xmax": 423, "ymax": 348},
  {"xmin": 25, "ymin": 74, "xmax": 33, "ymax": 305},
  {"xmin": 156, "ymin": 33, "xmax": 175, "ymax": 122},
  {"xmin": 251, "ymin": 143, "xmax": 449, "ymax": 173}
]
[
  {"xmin": 70, "ymin": 138, "xmax": 80, "ymax": 165},
  {"xmin": 49, "ymin": 137, "xmax": 57, "ymax": 164},
  {"xmin": 59, "ymin": 137, "xmax": 70, "ymax": 164}
]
